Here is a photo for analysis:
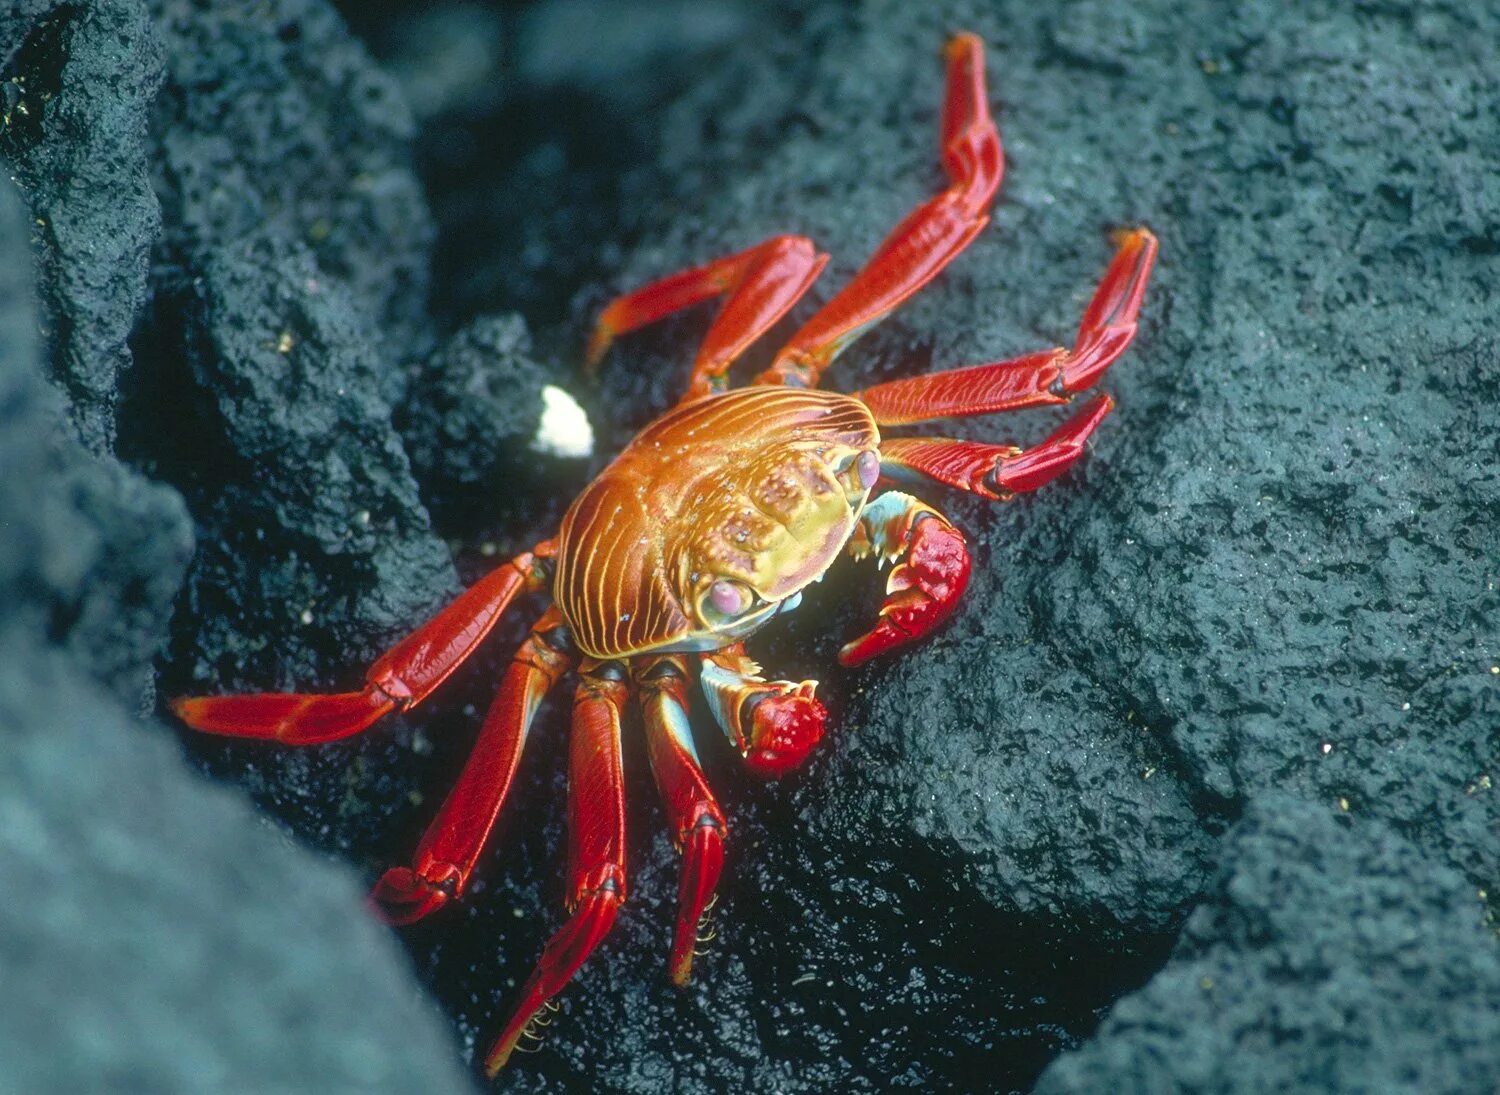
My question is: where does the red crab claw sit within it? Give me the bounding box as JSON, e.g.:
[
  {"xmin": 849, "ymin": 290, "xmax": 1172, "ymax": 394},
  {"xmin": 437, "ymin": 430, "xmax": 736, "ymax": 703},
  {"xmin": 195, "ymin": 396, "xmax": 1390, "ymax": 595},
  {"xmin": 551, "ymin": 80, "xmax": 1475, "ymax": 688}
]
[
  {"xmin": 698, "ymin": 655, "xmax": 829, "ymax": 779},
  {"xmin": 839, "ymin": 509, "xmax": 972, "ymax": 666},
  {"xmin": 742, "ymin": 683, "xmax": 828, "ymax": 778}
]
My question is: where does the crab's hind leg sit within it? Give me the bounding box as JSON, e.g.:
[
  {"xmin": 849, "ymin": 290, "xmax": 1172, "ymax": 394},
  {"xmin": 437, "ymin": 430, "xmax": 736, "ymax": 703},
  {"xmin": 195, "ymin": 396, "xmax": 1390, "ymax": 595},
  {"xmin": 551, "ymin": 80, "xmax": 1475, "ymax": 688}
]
[
  {"xmin": 855, "ymin": 229, "xmax": 1157, "ymax": 425},
  {"xmin": 879, "ymin": 394, "xmax": 1115, "ymax": 500},
  {"xmin": 636, "ymin": 655, "xmax": 727, "ymax": 986},
  {"xmin": 171, "ymin": 546, "xmax": 554, "ymax": 744},
  {"xmin": 756, "ymin": 33, "xmax": 1002, "ymax": 389},
  {"xmin": 372, "ymin": 608, "xmax": 574, "ymax": 925},
  {"xmin": 485, "ymin": 661, "xmax": 630, "ymax": 1076},
  {"xmin": 838, "ymin": 492, "xmax": 971, "ymax": 667},
  {"xmin": 586, "ymin": 235, "xmax": 829, "ymax": 401},
  {"xmin": 698, "ymin": 645, "xmax": 828, "ymax": 778}
]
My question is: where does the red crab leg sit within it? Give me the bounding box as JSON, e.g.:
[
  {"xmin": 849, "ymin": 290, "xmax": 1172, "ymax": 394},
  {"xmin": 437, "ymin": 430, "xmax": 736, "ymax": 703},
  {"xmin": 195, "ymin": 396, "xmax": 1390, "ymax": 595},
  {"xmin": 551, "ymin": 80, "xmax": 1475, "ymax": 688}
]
[
  {"xmin": 838, "ymin": 492, "xmax": 971, "ymax": 667},
  {"xmin": 879, "ymin": 395, "xmax": 1115, "ymax": 500},
  {"xmin": 371, "ymin": 608, "xmax": 574, "ymax": 925},
  {"xmin": 171, "ymin": 545, "xmax": 554, "ymax": 744},
  {"xmin": 485, "ymin": 662, "xmax": 629, "ymax": 1076},
  {"xmin": 698, "ymin": 645, "xmax": 828, "ymax": 778},
  {"xmin": 636, "ymin": 655, "xmax": 727, "ymax": 986},
  {"xmin": 854, "ymin": 229, "xmax": 1157, "ymax": 425},
  {"xmin": 585, "ymin": 235, "xmax": 829, "ymax": 400},
  {"xmin": 756, "ymin": 33, "xmax": 1002, "ymax": 388}
]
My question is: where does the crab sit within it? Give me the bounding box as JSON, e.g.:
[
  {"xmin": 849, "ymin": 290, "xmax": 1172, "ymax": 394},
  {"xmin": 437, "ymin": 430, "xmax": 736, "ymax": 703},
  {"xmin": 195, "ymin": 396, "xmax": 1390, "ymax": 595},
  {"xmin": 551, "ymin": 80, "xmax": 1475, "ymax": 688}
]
[{"xmin": 171, "ymin": 32, "xmax": 1157, "ymax": 1075}]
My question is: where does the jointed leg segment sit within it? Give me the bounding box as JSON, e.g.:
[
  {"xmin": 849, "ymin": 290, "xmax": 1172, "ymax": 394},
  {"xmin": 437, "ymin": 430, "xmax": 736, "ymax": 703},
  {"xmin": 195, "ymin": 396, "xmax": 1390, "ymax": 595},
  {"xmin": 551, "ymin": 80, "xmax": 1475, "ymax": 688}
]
[
  {"xmin": 879, "ymin": 394, "xmax": 1115, "ymax": 500},
  {"xmin": 756, "ymin": 33, "xmax": 1003, "ymax": 388},
  {"xmin": 485, "ymin": 662, "xmax": 630, "ymax": 1075},
  {"xmin": 586, "ymin": 234, "xmax": 829, "ymax": 401},
  {"xmin": 171, "ymin": 547, "xmax": 552, "ymax": 744},
  {"xmin": 371, "ymin": 608, "xmax": 574, "ymax": 925},
  {"xmin": 636, "ymin": 655, "xmax": 727, "ymax": 985},
  {"xmin": 855, "ymin": 228, "xmax": 1157, "ymax": 424}
]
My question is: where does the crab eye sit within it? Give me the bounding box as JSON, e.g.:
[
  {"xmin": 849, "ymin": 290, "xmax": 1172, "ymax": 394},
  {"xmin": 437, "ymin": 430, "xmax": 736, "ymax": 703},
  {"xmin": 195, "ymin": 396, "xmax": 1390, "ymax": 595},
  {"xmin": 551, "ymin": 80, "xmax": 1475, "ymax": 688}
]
[
  {"xmin": 855, "ymin": 449, "xmax": 880, "ymax": 490},
  {"xmin": 707, "ymin": 580, "xmax": 750, "ymax": 617}
]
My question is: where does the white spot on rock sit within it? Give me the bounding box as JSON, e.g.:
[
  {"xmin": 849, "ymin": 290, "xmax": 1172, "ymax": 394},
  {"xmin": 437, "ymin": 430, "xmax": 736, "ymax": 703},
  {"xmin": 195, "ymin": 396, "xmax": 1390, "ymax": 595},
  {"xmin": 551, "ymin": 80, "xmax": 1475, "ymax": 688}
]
[{"xmin": 531, "ymin": 384, "xmax": 594, "ymax": 458}]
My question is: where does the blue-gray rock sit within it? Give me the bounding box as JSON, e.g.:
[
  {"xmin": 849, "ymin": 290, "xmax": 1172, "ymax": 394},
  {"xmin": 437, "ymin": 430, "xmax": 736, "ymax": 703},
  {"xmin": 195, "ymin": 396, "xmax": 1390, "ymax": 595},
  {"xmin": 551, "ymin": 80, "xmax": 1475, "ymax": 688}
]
[
  {"xmin": 0, "ymin": 162, "xmax": 471, "ymax": 1089},
  {"xmin": 1037, "ymin": 796, "xmax": 1500, "ymax": 1093}
]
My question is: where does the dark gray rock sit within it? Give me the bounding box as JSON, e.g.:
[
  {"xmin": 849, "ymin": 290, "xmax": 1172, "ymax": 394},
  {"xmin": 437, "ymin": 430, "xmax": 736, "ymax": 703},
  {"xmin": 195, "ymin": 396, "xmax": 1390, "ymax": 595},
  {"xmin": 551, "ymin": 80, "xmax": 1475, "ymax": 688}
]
[
  {"xmin": 1037, "ymin": 796, "xmax": 1500, "ymax": 1093},
  {"xmin": 400, "ymin": 313, "xmax": 549, "ymax": 506},
  {"xmin": 150, "ymin": 0, "xmax": 434, "ymax": 365},
  {"xmin": 0, "ymin": 0, "xmax": 163, "ymax": 453},
  {"xmin": 133, "ymin": 0, "xmax": 461, "ymax": 691},
  {"xmin": 0, "ymin": 53, "xmax": 190, "ymax": 711},
  {"xmin": 0, "ymin": 628, "xmax": 475, "ymax": 1094},
  {"xmin": 0, "ymin": 166, "xmax": 472, "ymax": 1091},
  {"xmin": 164, "ymin": 232, "xmax": 455, "ymax": 687}
]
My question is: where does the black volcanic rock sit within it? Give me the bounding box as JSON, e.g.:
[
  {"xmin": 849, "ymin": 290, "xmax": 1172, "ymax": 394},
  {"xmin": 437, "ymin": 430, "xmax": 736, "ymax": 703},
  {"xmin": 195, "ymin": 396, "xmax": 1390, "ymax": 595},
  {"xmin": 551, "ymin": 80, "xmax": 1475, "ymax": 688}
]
[
  {"xmin": 1, "ymin": 1, "xmax": 162, "ymax": 454},
  {"xmin": 0, "ymin": 166, "xmax": 471, "ymax": 1089},
  {"xmin": 0, "ymin": 0, "xmax": 1496, "ymax": 1091},
  {"xmin": 1037, "ymin": 797, "xmax": 1500, "ymax": 1093}
]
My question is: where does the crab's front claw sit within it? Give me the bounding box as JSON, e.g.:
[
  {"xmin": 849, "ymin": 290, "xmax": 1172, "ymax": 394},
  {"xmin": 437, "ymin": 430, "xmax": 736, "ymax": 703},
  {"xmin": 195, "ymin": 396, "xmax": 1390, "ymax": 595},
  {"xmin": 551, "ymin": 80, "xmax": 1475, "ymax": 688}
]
[
  {"xmin": 370, "ymin": 859, "xmax": 463, "ymax": 925},
  {"xmin": 839, "ymin": 506, "xmax": 971, "ymax": 667},
  {"xmin": 742, "ymin": 683, "xmax": 828, "ymax": 778},
  {"xmin": 699, "ymin": 657, "xmax": 829, "ymax": 778}
]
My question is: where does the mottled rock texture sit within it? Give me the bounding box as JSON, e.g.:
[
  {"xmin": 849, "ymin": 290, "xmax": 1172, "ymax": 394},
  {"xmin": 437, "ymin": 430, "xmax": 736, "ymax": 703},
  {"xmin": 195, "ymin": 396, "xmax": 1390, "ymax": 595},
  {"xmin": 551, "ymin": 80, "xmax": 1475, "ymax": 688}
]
[{"xmin": 1, "ymin": 0, "xmax": 1496, "ymax": 1091}]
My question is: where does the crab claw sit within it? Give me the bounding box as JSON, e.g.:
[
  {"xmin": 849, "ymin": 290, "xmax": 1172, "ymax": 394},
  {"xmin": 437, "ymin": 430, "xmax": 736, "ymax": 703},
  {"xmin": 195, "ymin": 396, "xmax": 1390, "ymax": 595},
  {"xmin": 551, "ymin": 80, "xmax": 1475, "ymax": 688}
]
[
  {"xmin": 839, "ymin": 510, "xmax": 971, "ymax": 666},
  {"xmin": 741, "ymin": 684, "xmax": 828, "ymax": 778},
  {"xmin": 699, "ymin": 657, "xmax": 830, "ymax": 779}
]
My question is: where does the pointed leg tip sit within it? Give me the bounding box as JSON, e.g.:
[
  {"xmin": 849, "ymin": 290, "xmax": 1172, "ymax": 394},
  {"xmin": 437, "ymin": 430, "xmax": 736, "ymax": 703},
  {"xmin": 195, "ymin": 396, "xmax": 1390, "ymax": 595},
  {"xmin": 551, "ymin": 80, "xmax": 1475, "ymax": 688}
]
[
  {"xmin": 369, "ymin": 866, "xmax": 453, "ymax": 926},
  {"xmin": 946, "ymin": 30, "xmax": 983, "ymax": 58},
  {"xmin": 482, "ymin": 1042, "xmax": 513, "ymax": 1079},
  {"xmin": 583, "ymin": 327, "xmax": 613, "ymax": 373},
  {"xmin": 668, "ymin": 946, "xmax": 695, "ymax": 988}
]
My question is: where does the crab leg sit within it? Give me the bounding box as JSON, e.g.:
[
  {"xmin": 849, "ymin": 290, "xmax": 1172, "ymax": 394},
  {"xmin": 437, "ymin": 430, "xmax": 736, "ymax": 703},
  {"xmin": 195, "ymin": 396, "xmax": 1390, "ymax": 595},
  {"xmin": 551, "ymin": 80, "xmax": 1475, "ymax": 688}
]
[
  {"xmin": 879, "ymin": 395, "xmax": 1115, "ymax": 500},
  {"xmin": 171, "ymin": 546, "xmax": 553, "ymax": 744},
  {"xmin": 635, "ymin": 655, "xmax": 728, "ymax": 985},
  {"xmin": 854, "ymin": 229, "xmax": 1157, "ymax": 425},
  {"xmin": 371, "ymin": 608, "xmax": 574, "ymax": 925},
  {"xmin": 485, "ymin": 662, "xmax": 630, "ymax": 1076},
  {"xmin": 698, "ymin": 645, "xmax": 828, "ymax": 778},
  {"xmin": 838, "ymin": 492, "xmax": 971, "ymax": 667},
  {"xmin": 585, "ymin": 235, "xmax": 829, "ymax": 400},
  {"xmin": 756, "ymin": 33, "xmax": 1002, "ymax": 389}
]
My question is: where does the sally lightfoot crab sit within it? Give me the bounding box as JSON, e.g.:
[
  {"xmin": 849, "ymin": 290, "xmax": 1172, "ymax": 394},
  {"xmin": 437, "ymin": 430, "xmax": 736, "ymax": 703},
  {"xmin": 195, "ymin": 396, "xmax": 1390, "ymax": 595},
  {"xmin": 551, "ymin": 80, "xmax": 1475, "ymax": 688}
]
[{"xmin": 172, "ymin": 33, "xmax": 1156, "ymax": 1074}]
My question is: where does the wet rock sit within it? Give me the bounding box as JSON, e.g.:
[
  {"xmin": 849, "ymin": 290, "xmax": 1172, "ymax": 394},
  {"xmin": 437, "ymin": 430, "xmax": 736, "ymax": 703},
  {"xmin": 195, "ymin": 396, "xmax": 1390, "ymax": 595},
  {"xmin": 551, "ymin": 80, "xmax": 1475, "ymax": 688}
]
[
  {"xmin": 134, "ymin": 0, "xmax": 460, "ymax": 689},
  {"xmin": 0, "ymin": 0, "xmax": 163, "ymax": 453},
  {"xmin": 0, "ymin": 168, "xmax": 471, "ymax": 1091},
  {"xmin": 399, "ymin": 313, "xmax": 549, "ymax": 509},
  {"xmin": 1037, "ymin": 796, "xmax": 1500, "ymax": 1092}
]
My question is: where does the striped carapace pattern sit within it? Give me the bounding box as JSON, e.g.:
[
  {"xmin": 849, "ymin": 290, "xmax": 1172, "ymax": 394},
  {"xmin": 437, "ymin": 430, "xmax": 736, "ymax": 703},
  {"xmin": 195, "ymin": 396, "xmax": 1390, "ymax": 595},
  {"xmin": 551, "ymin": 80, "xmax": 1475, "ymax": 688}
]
[{"xmin": 553, "ymin": 387, "xmax": 878, "ymax": 659}]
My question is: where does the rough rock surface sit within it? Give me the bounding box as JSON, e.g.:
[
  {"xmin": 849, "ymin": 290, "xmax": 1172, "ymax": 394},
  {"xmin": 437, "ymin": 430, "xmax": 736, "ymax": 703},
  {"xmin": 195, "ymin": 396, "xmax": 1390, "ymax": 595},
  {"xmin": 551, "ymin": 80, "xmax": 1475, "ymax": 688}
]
[
  {"xmin": 0, "ymin": 167, "xmax": 470, "ymax": 1089},
  {"xmin": 1037, "ymin": 797, "xmax": 1500, "ymax": 1093},
  {"xmin": 1, "ymin": 0, "xmax": 1497, "ymax": 1091}
]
